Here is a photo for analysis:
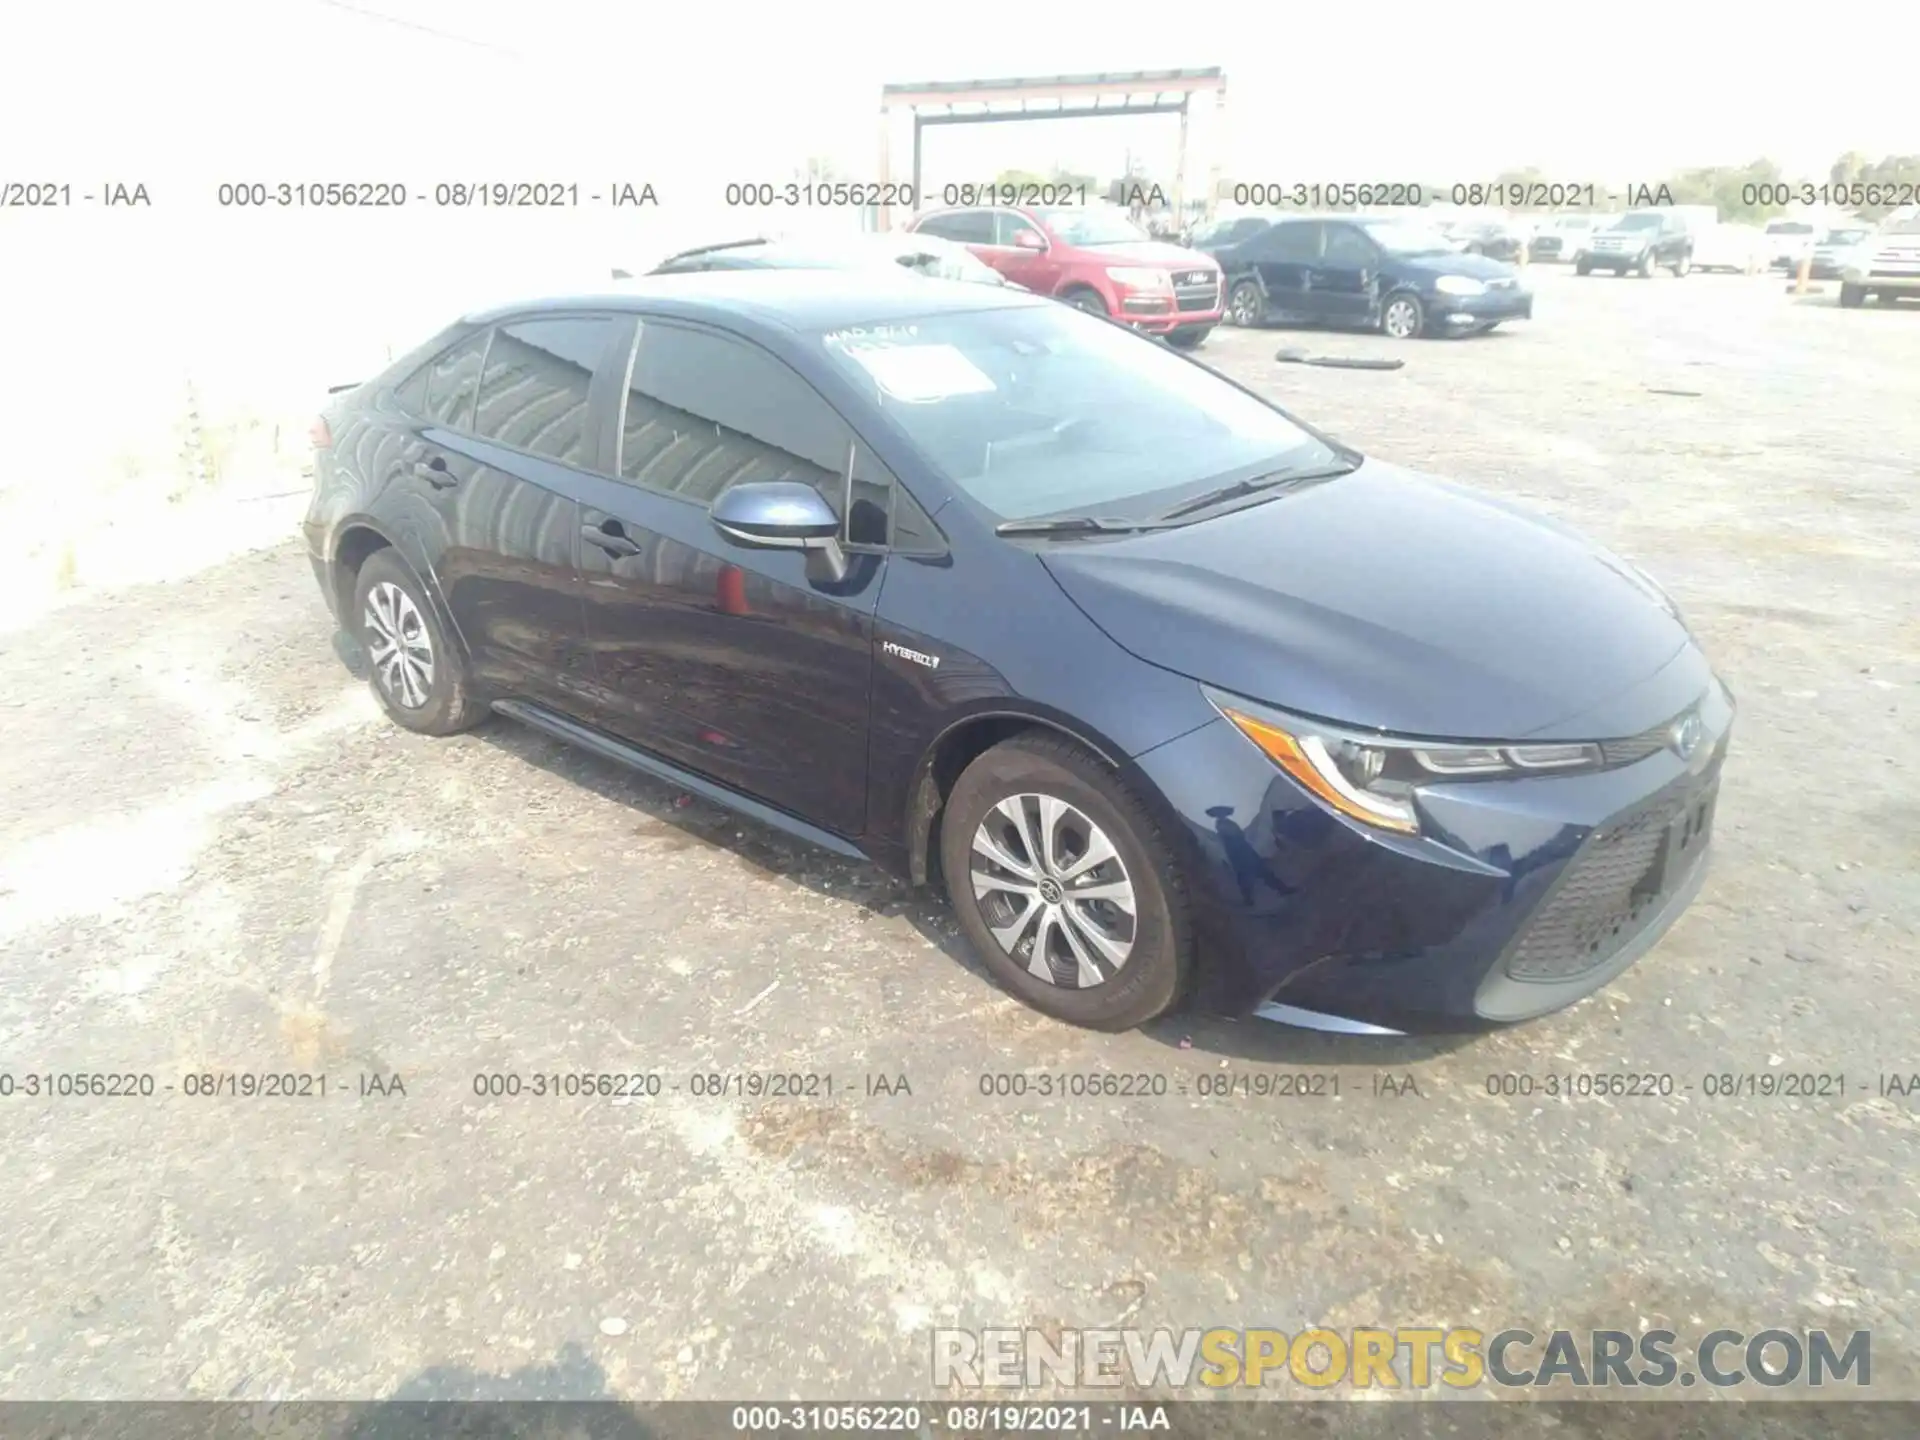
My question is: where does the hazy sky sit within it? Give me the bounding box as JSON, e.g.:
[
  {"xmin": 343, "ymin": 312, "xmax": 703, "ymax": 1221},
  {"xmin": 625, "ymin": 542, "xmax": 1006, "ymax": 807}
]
[
  {"xmin": 9, "ymin": 0, "xmax": 1914, "ymax": 189},
  {"xmin": 4, "ymin": 0, "xmax": 1913, "ymax": 422}
]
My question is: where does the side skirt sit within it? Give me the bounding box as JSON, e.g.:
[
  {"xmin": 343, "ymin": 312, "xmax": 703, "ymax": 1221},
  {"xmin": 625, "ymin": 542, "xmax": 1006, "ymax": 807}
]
[{"xmin": 491, "ymin": 699, "xmax": 870, "ymax": 863}]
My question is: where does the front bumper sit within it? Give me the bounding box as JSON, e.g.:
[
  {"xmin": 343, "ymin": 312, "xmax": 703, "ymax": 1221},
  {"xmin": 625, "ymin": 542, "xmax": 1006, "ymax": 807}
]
[
  {"xmin": 1114, "ymin": 281, "xmax": 1223, "ymax": 334},
  {"xmin": 1585, "ymin": 247, "xmax": 1654, "ymax": 269},
  {"xmin": 1132, "ymin": 675, "xmax": 1734, "ymax": 1033},
  {"xmin": 1431, "ymin": 287, "xmax": 1533, "ymax": 330},
  {"xmin": 1844, "ymin": 266, "xmax": 1920, "ymax": 293}
]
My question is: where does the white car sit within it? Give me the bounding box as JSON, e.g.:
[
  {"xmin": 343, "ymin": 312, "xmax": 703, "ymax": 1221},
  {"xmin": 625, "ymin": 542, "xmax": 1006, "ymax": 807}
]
[
  {"xmin": 1839, "ymin": 206, "xmax": 1920, "ymax": 307},
  {"xmin": 1527, "ymin": 214, "xmax": 1613, "ymax": 264},
  {"xmin": 1763, "ymin": 218, "xmax": 1820, "ymax": 270},
  {"xmin": 1690, "ymin": 223, "xmax": 1767, "ymax": 274}
]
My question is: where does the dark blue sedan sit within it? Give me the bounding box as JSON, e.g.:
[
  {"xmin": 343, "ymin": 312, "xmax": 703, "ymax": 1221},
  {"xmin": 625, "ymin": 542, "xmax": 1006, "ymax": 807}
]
[
  {"xmin": 304, "ymin": 270, "xmax": 1727, "ymax": 1035},
  {"xmin": 1200, "ymin": 214, "xmax": 1534, "ymax": 338}
]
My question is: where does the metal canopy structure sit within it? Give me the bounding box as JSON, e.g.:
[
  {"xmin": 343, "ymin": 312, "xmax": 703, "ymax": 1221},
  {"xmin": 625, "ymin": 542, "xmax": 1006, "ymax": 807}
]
[{"xmin": 876, "ymin": 68, "xmax": 1227, "ymax": 230}]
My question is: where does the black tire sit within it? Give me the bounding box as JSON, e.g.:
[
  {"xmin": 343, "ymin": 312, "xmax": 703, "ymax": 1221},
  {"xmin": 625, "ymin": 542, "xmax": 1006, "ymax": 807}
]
[
  {"xmin": 1226, "ymin": 278, "xmax": 1265, "ymax": 327},
  {"xmin": 1062, "ymin": 287, "xmax": 1110, "ymax": 318},
  {"xmin": 1672, "ymin": 252, "xmax": 1691, "ymax": 277},
  {"xmin": 1166, "ymin": 327, "xmax": 1211, "ymax": 350},
  {"xmin": 939, "ymin": 733, "xmax": 1191, "ymax": 1031},
  {"xmin": 1575, "ymin": 258, "xmax": 1593, "ymax": 276},
  {"xmin": 351, "ymin": 548, "xmax": 488, "ymax": 736},
  {"xmin": 1380, "ymin": 290, "xmax": 1426, "ymax": 339},
  {"xmin": 1638, "ymin": 250, "xmax": 1658, "ymax": 278},
  {"xmin": 1839, "ymin": 283, "xmax": 1865, "ymax": 308}
]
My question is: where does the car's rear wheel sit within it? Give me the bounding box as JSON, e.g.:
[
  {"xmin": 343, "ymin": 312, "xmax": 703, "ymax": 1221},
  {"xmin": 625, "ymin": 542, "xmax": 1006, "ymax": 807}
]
[
  {"xmin": 940, "ymin": 733, "xmax": 1190, "ymax": 1031},
  {"xmin": 1380, "ymin": 291, "xmax": 1425, "ymax": 339},
  {"xmin": 1062, "ymin": 287, "xmax": 1110, "ymax": 318},
  {"xmin": 352, "ymin": 549, "xmax": 487, "ymax": 736},
  {"xmin": 1839, "ymin": 283, "xmax": 1866, "ymax": 308},
  {"xmin": 1227, "ymin": 279, "xmax": 1265, "ymax": 326}
]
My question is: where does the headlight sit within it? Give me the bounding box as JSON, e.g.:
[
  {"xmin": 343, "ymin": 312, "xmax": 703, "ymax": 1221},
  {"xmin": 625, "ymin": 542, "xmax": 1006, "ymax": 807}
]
[
  {"xmin": 1106, "ymin": 266, "xmax": 1171, "ymax": 291},
  {"xmin": 1433, "ymin": 275, "xmax": 1487, "ymax": 296},
  {"xmin": 1206, "ymin": 690, "xmax": 1603, "ymax": 836}
]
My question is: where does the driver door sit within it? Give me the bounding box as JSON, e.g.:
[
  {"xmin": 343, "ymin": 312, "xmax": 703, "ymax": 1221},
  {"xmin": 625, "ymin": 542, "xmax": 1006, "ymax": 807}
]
[
  {"xmin": 567, "ymin": 317, "xmax": 881, "ymax": 839},
  {"xmin": 991, "ymin": 209, "xmax": 1064, "ymax": 292}
]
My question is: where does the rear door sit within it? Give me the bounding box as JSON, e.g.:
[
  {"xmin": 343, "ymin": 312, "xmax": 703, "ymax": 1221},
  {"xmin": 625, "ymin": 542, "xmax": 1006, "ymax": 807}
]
[{"xmin": 409, "ymin": 313, "xmax": 623, "ymax": 712}]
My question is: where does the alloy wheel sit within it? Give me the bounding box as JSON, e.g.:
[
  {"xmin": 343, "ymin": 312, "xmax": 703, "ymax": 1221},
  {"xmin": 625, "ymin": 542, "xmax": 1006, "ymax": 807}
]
[
  {"xmin": 970, "ymin": 793, "xmax": 1137, "ymax": 988},
  {"xmin": 364, "ymin": 581, "xmax": 435, "ymax": 709},
  {"xmin": 1228, "ymin": 282, "xmax": 1263, "ymax": 326},
  {"xmin": 1383, "ymin": 297, "xmax": 1421, "ymax": 339}
]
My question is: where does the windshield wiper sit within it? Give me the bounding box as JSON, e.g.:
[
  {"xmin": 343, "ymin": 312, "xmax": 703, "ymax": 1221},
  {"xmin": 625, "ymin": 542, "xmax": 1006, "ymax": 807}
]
[
  {"xmin": 1155, "ymin": 462, "xmax": 1358, "ymax": 522},
  {"xmin": 994, "ymin": 514, "xmax": 1177, "ymax": 537}
]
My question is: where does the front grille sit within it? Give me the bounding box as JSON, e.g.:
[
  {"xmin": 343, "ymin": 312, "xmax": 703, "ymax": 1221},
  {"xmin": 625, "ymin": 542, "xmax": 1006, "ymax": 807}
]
[
  {"xmin": 1502, "ymin": 786, "xmax": 1716, "ymax": 983},
  {"xmin": 1534, "ymin": 237, "xmax": 1564, "ymax": 254},
  {"xmin": 1175, "ymin": 277, "xmax": 1220, "ymax": 312}
]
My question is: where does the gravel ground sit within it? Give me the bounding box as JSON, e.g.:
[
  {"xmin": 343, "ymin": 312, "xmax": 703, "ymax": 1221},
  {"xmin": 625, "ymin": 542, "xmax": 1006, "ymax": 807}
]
[{"xmin": 0, "ymin": 268, "xmax": 1915, "ymax": 1407}]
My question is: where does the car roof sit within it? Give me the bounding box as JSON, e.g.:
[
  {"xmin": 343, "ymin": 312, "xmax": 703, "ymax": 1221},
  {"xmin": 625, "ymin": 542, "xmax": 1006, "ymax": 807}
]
[{"xmin": 463, "ymin": 268, "xmax": 1040, "ymax": 332}]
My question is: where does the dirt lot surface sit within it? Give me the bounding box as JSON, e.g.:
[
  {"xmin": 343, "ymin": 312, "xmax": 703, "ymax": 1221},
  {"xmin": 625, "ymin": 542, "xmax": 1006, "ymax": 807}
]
[{"xmin": 2, "ymin": 269, "xmax": 1915, "ymax": 1405}]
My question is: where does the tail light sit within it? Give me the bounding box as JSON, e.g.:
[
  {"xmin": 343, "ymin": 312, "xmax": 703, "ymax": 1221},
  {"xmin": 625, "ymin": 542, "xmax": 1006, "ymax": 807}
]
[{"xmin": 309, "ymin": 415, "xmax": 333, "ymax": 449}]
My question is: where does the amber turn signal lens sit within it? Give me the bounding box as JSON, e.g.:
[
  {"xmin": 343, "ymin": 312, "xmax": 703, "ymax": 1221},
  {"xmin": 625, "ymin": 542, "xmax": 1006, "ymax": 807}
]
[{"xmin": 1220, "ymin": 708, "xmax": 1420, "ymax": 835}]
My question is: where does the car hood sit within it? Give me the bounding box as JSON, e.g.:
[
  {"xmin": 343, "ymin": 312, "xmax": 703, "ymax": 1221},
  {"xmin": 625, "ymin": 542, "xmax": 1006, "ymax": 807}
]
[
  {"xmin": 1076, "ymin": 240, "xmax": 1218, "ymax": 269},
  {"xmin": 1387, "ymin": 249, "xmax": 1516, "ymax": 279},
  {"xmin": 1039, "ymin": 460, "xmax": 1695, "ymax": 740}
]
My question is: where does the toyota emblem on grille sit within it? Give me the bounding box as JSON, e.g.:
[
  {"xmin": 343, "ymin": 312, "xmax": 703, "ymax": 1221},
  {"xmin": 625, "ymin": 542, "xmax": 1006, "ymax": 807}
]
[{"xmin": 1669, "ymin": 713, "xmax": 1703, "ymax": 759}]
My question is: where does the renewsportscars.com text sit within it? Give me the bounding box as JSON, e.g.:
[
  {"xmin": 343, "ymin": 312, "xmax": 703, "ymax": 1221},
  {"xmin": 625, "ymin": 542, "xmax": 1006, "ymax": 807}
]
[{"xmin": 932, "ymin": 1326, "xmax": 1871, "ymax": 1391}]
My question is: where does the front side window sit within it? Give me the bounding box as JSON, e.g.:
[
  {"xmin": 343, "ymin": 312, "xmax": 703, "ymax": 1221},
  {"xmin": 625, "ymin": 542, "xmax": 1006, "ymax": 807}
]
[
  {"xmin": 619, "ymin": 322, "xmax": 850, "ymax": 509},
  {"xmin": 996, "ymin": 212, "xmax": 1045, "ymax": 247},
  {"xmin": 421, "ymin": 331, "xmax": 489, "ymax": 428},
  {"xmin": 1030, "ymin": 207, "xmax": 1149, "ymax": 247},
  {"xmin": 472, "ymin": 316, "xmax": 615, "ymax": 467},
  {"xmin": 817, "ymin": 302, "xmax": 1335, "ymax": 524}
]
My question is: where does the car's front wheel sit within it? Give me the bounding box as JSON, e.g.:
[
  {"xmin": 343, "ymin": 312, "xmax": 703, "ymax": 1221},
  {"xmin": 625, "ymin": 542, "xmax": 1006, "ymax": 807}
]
[
  {"xmin": 1166, "ymin": 327, "xmax": 1211, "ymax": 350},
  {"xmin": 352, "ymin": 548, "xmax": 488, "ymax": 736},
  {"xmin": 1380, "ymin": 291, "xmax": 1426, "ymax": 339},
  {"xmin": 1062, "ymin": 287, "xmax": 1110, "ymax": 318},
  {"xmin": 940, "ymin": 733, "xmax": 1190, "ymax": 1031},
  {"xmin": 1575, "ymin": 258, "xmax": 1593, "ymax": 276},
  {"xmin": 1672, "ymin": 253, "xmax": 1691, "ymax": 277},
  {"xmin": 1839, "ymin": 283, "xmax": 1866, "ymax": 308}
]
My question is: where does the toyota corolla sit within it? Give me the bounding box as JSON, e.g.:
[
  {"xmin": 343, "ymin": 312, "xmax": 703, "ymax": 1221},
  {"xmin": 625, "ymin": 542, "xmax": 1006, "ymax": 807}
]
[{"xmin": 304, "ymin": 271, "xmax": 1731, "ymax": 1035}]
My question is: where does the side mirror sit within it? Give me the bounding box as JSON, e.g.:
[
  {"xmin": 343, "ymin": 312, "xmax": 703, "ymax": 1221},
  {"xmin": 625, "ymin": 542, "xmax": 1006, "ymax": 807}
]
[
  {"xmin": 711, "ymin": 481, "xmax": 847, "ymax": 580},
  {"xmin": 1011, "ymin": 230, "xmax": 1047, "ymax": 252}
]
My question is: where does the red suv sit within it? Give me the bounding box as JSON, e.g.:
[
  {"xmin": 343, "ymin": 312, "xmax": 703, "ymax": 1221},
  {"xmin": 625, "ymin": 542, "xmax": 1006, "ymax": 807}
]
[{"xmin": 905, "ymin": 204, "xmax": 1224, "ymax": 348}]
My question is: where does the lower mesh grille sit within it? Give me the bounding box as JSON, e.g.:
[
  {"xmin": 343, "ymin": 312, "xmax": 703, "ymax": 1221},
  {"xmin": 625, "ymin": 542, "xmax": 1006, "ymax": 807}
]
[{"xmin": 1503, "ymin": 788, "xmax": 1714, "ymax": 983}]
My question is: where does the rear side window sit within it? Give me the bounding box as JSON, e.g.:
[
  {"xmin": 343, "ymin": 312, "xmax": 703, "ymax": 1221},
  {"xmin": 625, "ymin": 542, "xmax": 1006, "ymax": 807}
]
[
  {"xmin": 473, "ymin": 316, "xmax": 616, "ymax": 467},
  {"xmin": 917, "ymin": 210, "xmax": 994, "ymax": 244},
  {"xmin": 421, "ymin": 331, "xmax": 489, "ymax": 428},
  {"xmin": 619, "ymin": 321, "xmax": 850, "ymax": 507}
]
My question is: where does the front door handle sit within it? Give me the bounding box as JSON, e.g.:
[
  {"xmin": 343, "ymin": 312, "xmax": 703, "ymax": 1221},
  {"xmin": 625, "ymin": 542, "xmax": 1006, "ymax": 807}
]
[
  {"xmin": 583, "ymin": 523, "xmax": 641, "ymax": 558},
  {"xmin": 413, "ymin": 458, "xmax": 459, "ymax": 489}
]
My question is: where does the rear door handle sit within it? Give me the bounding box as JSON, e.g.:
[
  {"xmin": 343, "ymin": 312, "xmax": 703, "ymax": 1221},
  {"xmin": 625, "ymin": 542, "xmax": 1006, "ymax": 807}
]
[
  {"xmin": 583, "ymin": 523, "xmax": 641, "ymax": 558},
  {"xmin": 413, "ymin": 458, "xmax": 459, "ymax": 489}
]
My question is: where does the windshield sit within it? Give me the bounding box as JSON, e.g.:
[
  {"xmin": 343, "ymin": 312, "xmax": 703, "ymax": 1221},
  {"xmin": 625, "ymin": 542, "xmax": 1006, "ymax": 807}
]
[
  {"xmin": 1356, "ymin": 221, "xmax": 1455, "ymax": 255},
  {"xmin": 815, "ymin": 303, "xmax": 1337, "ymax": 523},
  {"xmin": 1553, "ymin": 216, "xmax": 1595, "ymax": 231},
  {"xmin": 1765, "ymin": 221, "xmax": 1815, "ymax": 235},
  {"xmin": 1612, "ymin": 212, "xmax": 1664, "ymax": 231},
  {"xmin": 1031, "ymin": 207, "xmax": 1150, "ymax": 246},
  {"xmin": 1820, "ymin": 228, "xmax": 1871, "ymax": 244}
]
